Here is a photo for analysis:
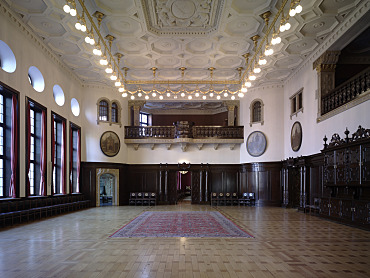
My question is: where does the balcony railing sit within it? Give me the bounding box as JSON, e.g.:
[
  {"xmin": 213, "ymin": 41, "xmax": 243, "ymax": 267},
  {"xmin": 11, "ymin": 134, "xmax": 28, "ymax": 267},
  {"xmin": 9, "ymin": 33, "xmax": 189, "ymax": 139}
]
[
  {"xmin": 321, "ymin": 67, "xmax": 370, "ymax": 115},
  {"xmin": 125, "ymin": 125, "xmax": 244, "ymax": 139},
  {"xmin": 125, "ymin": 126, "xmax": 174, "ymax": 139}
]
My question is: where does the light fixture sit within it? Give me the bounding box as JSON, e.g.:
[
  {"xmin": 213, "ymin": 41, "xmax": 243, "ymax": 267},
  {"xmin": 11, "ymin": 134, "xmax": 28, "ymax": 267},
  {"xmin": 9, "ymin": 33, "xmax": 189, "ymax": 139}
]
[
  {"xmin": 224, "ymin": 92, "xmax": 228, "ymax": 97},
  {"xmin": 159, "ymin": 95, "xmax": 163, "ymax": 100},
  {"xmin": 241, "ymin": 87, "xmax": 247, "ymax": 93},
  {"xmin": 63, "ymin": 3, "xmax": 71, "ymax": 13},
  {"xmin": 245, "ymin": 81, "xmax": 252, "ymax": 87},
  {"xmin": 202, "ymin": 95, "xmax": 206, "ymax": 100},
  {"xmin": 118, "ymin": 87, "xmax": 125, "ymax": 93},
  {"xmin": 195, "ymin": 92, "xmax": 199, "ymax": 97},
  {"xmin": 93, "ymin": 47, "xmax": 102, "ymax": 56},
  {"xmin": 114, "ymin": 80, "xmax": 121, "ymax": 87},
  {"xmin": 253, "ymin": 66, "xmax": 261, "ymax": 73},
  {"xmin": 188, "ymin": 96, "xmax": 192, "ymax": 100},
  {"xmin": 100, "ymin": 57, "xmax": 108, "ymax": 66},
  {"xmin": 130, "ymin": 95, "xmax": 135, "ymax": 100},
  {"xmin": 181, "ymin": 92, "xmax": 185, "ymax": 97},
  {"xmin": 238, "ymin": 92, "xmax": 244, "ymax": 98},
  {"xmin": 216, "ymin": 95, "xmax": 221, "ymax": 100},
  {"xmin": 110, "ymin": 74, "xmax": 117, "ymax": 81},
  {"xmin": 152, "ymin": 92, "xmax": 156, "ymax": 97},
  {"xmin": 122, "ymin": 92, "xmax": 127, "ymax": 97},
  {"xmin": 105, "ymin": 65, "xmax": 113, "ymax": 73},
  {"xmin": 166, "ymin": 92, "xmax": 171, "ymax": 97},
  {"xmin": 258, "ymin": 57, "xmax": 267, "ymax": 65},
  {"xmin": 138, "ymin": 92, "xmax": 142, "ymax": 97},
  {"xmin": 209, "ymin": 92, "xmax": 214, "ymax": 97},
  {"xmin": 145, "ymin": 95, "xmax": 149, "ymax": 100},
  {"xmin": 231, "ymin": 96, "xmax": 235, "ymax": 100},
  {"xmin": 249, "ymin": 74, "xmax": 256, "ymax": 81}
]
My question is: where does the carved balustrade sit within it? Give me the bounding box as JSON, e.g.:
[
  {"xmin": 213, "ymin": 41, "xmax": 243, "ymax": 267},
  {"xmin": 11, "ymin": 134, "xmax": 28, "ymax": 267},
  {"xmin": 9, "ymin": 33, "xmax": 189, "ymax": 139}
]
[
  {"xmin": 193, "ymin": 126, "xmax": 244, "ymax": 139},
  {"xmin": 321, "ymin": 67, "xmax": 370, "ymax": 115},
  {"xmin": 125, "ymin": 126, "xmax": 175, "ymax": 139}
]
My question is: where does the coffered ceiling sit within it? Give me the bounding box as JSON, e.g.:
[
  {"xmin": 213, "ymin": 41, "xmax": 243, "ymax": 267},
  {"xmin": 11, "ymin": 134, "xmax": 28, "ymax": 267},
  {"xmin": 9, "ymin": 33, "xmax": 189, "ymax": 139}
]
[{"xmin": 4, "ymin": 0, "xmax": 367, "ymax": 96}]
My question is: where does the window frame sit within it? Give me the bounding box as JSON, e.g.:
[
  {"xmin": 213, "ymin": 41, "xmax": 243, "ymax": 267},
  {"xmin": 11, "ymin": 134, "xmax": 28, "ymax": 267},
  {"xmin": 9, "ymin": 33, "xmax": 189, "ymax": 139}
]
[
  {"xmin": 0, "ymin": 81, "xmax": 19, "ymax": 199},
  {"xmin": 139, "ymin": 112, "xmax": 150, "ymax": 127},
  {"xmin": 97, "ymin": 98, "xmax": 122, "ymax": 127},
  {"xmin": 69, "ymin": 122, "xmax": 81, "ymax": 194},
  {"xmin": 290, "ymin": 88, "xmax": 304, "ymax": 119},
  {"xmin": 51, "ymin": 111, "xmax": 66, "ymax": 195},
  {"xmin": 249, "ymin": 99, "xmax": 264, "ymax": 127}
]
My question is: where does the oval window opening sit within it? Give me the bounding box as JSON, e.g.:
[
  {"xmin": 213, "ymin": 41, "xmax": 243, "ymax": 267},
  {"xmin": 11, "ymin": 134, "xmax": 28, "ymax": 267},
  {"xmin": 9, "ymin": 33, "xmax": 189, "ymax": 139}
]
[
  {"xmin": 0, "ymin": 40, "xmax": 16, "ymax": 73},
  {"xmin": 71, "ymin": 98, "xmax": 80, "ymax": 116},
  {"xmin": 28, "ymin": 66, "xmax": 45, "ymax": 92},
  {"xmin": 53, "ymin": 84, "xmax": 65, "ymax": 106}
]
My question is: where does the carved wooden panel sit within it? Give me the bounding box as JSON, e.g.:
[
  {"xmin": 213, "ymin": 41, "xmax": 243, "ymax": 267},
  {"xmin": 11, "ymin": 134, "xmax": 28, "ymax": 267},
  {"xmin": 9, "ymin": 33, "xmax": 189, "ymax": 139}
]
[
  {"xmin": 336, "ymin": 150, "xmax": 347, "ymax": 185},
  {"xmin": 362, "ymin": 144, "xmax": 370, "ymax": 185},
  {"xmin": 191, "ymin": 171, "xmax": 200, "ymax": 204},
  {"xmin": 353, "ymin": 201, "xmax": 370, "ymax": 224},
  {"xmin": 347, "ymin": 146, "xmax": 360, "ymax": 185},
  {"xmin": 167, "ymin": 171, "xmax": 178, "ymax": 204},
  {"xmin": 330, "ymin": 199, "xmax": 341, "ymax": 218},
  {"xmin": 324, "ymin": 153, "xmax": 335, "ymax": 185},
  {"xmin": 320, "ymin": 198, "xmax": 330, "ymax": 216},
  {"xmin": 341, "ymin": 199, "xmax": 353, "ymax": 221}
]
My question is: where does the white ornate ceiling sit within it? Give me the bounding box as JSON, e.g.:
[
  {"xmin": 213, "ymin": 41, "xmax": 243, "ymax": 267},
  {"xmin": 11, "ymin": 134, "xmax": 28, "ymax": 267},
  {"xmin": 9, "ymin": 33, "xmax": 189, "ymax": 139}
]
[{"xmin": 4, "ymin": 0, "xmax": 368, "ymax": 96}]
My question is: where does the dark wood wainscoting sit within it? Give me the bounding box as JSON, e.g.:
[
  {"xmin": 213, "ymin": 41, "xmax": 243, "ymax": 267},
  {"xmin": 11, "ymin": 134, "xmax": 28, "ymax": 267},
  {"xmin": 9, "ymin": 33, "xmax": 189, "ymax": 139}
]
[{"xmin": 80, "ymin": 162, "xmax": 283, "ymax": 206}]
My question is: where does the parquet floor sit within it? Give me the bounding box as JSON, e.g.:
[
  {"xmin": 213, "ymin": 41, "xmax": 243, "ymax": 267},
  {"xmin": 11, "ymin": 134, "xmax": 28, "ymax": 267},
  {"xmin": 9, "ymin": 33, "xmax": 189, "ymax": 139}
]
[{"xmin": 0, "ymin": 203, "xmax": 369, "ymax": 278}]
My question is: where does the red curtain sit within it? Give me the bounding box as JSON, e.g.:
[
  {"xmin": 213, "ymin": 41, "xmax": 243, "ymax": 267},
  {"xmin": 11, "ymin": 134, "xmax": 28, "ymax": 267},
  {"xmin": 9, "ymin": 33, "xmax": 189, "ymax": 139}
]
[
  {"xmin": 51, "ymin": 116, "xmax": 55, "ymax": 194},
  {"xmin": 69, "ymin": 125, "xmax": 73, "ymax": 193},
  {"xmin": 9, "ymin": 95, "xmax": 18, "ymax": 198},
  {"xmin": 76, "ymin": 129, "xmax": 81, "ymax": 193},
  {"xmin": 61, "ymin": 120, "xmax": 66, "ymax": 194},
  {"xmin": 39, "ymin": 110, "xmax": 46, "ymax": 196}
]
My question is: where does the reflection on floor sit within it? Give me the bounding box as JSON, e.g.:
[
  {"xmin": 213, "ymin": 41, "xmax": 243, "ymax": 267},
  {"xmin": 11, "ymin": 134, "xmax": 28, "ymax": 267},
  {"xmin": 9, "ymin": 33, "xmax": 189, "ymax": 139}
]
[{"xmin": 0, "ymin": 204, "xmax": 369, "ymax": 277}]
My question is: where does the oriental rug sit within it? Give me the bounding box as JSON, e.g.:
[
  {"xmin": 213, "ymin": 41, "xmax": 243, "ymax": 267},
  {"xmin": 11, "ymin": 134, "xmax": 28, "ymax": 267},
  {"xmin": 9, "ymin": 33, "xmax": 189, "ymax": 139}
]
[{"xmin": 110, "ymin": 211, "xmax": 253, "ymax": 238}]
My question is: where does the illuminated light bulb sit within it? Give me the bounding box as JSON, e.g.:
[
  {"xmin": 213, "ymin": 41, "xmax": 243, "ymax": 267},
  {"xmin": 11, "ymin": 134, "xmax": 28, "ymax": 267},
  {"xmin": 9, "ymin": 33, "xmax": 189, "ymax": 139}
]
[
  {"xmin": 130, "ymin": 95, "xmax": 135, "ymax": 100},
  {"xmin": 166, "ymin": 93, "xmax": 171, "ymax": 97},
  {"xmin": 258, "ymin": 58, "xmax": 267, "ymax": 65},
  {"xmin": 152, "ymin": 92, "xmax": 156, "ymax": 97},
  {"xmin": 80, "ymin": 24, "xmax": 86, "ymax": 32},
  {"xmin": 202, "ymin": 96, "xmax": 206, "ymax": 100},
  {"xmin": 89, "ymin": 38, "xmax": 95, "ymax": 45},
  {"xmin": 241, "ymin": 87, "xmax": 247, "ymax": 93},
  {"xmin": 209, "ymin": 92, "xmax": 214, "ymax": 97},
  {"xmin": 295, "ymin": 4, "xmax": 302, "ymax": 14},
  {"xmin": 289, "ymin": 9, "xmax": 296, "ymax": 17},
  {"xmin": 216, "ymin": 95, "xmax": 221, "ymax": 100},
  {"xmin": 93, "ymin": 48, "xmax": 102, "ymax": 56},
  {"xmin": 121, "ymin": 92, "xmax": 128, "ymax": 97},
  {"xmin": 231, "ymin": 96, "xmax": 235, "ymax": 100},
  {"xmin": 181, "ymin": 92, "xmax": 185, "ymax": 97},
  {"xmin": 70, "ymin": 8, "xmax": 77, "ymax": 16},
  {"xmin": 85, "ymin": 36, "xmax": 91, "ymax": 44},
  {"xmin": 75, "ymin": 22, "xmax": 81, "ymax": 30},
  {"xmin": 118, "ymin": 87, "xmax": 125, "ymax": 93},
  {"xmin": 275, "ymin": 36, "xmax": 281, "ymax": 45},
  {"xmin": 238, "ymin": 92, "xmax": 244, "ymax": 98},
  {"xmin": 110, "ymin": 74, "xmax": 117, "ymax": 81},
  {"xmin": 285, "ymin": 22, "xmax": 291, "ymax": 31},
  {"xmin": 115, "ymin": 81, "xmax": 121, "ymax": 87},
  {"xmin": 249, "ymin": 75, "xmax": 256, "ymax": 81},
  {"xmin": 245, "ymin": 81, "xmax": 252, "ymax": 87},
  {"xmin": 280, "ymin": 24, "xmax": 286, "ymax": 32},
  {"xmin": 254, "ymin": 67, "xmax": 261, "ymax": 73},
  {"xmin": 224, "ymin": 92, "xmax": 228, "ymax": 97},
  {"xmin": 195, "ymin": 92, "xmax": 199, "ymax": 97},
  {"xmin": 137, "ymin": 92, "xmax": 142, "ymax": 97},
  {"xmin": 105, "ymin": 67, "xmax": 113, "ymax": 73},
  {"xmin": 100, "ymin": 59, "xmax": 108, "ymax": 66},
  {"xmin": 159, "ymin": 95, "xmax": 164, "ymax": 100},
  {"xmin": 174, "ymin": 95, "xmax": 178, "ymax": 99},
  {"xmin": 188, "ymin": 96, "xmax": 192, "ymax": 100},
  {"xmin": 63, "ymin": 4, "xmax": 71, "ymax": 13},
  {"xmin": 145, "ymin": 95, "xmax": 149, "ymax": 100}
]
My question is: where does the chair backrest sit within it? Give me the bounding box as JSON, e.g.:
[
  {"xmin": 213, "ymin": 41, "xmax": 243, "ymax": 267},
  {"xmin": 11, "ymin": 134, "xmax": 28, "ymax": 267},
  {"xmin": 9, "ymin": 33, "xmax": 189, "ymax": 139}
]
[
  {"xmin": 212, "ymin": 192, "xmax": 217, "ymax": 197},
  {"xmin": 144, "ymin": 192, "xmax": 149, "ymax": 197},
  {"xmin": 248, "ymin": 192, "xmax": 255, "ymax": 198},
  {"xmin": 131, "ymin": 192, "xmax": 136, "ymax": 198},
  {"xmin": 151, "ymin": 192, "xmax": 156, "ymax": 197},
  {"xmin": 219, "ymin": 193, "xmax": 224, "ymax": 197},
  {"xmin": 137, "ymin": 192, "xmax": 142, "ymax": 197},
  {"xmin": 232, "ymin": 192, "xmax": 237, "ymax": 198},
  {"xmin": 242, "ymin": 192, "xmax": 248, "ymax": 198},
  {"xmin": 225, "ymin": 192, "xmax": 231, "ymax": 198}
]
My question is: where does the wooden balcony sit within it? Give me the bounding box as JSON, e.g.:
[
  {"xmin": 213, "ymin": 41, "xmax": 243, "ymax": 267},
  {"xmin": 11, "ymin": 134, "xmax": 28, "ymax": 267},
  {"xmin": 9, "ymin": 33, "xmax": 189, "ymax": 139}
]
[{"xmin": 124, "ymin": 125, "xmax": 244, "ymax": 151}]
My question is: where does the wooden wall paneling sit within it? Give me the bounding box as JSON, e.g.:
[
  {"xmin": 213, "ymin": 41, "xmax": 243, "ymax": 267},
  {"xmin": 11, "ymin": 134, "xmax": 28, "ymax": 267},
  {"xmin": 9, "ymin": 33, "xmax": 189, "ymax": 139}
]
[
  {"xmin": 348, "ymin": 145, "xmax": 361, "ymax": 185},
  {"xmin": 167, "ymin": 170, "xmax": 177, "ymax": 204},
  {"xmin": 210, "ymin": 170, "xmax": 223, "ymax": 193},
  {"xmin": 191, "ymin": 171, "xmax": 200, "ymax": 204},
  {"xmin": 362, "ymin": 143, "xmax": 370, "ymax": 185}
]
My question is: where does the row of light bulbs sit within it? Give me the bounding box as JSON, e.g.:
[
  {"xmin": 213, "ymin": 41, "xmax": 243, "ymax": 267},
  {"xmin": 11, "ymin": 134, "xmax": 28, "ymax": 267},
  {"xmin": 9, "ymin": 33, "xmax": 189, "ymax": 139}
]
[
  {"xmin": 63, "ymin": 0, "xmax": 302, "ymax": 100},
  {"xmin": 123, "ymin": 91, "xmax": 245, "ymax": 101},
  {"xmin": 240, "ymin": 0, "xmax": 302, "ymax": 93}
]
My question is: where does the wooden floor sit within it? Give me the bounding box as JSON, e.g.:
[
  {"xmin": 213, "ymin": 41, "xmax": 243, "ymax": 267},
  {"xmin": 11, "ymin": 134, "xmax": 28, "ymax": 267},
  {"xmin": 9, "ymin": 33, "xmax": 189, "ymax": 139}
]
[{"xmin": 1, "ymin": 203, "xmax": 369, "ymax": 278}]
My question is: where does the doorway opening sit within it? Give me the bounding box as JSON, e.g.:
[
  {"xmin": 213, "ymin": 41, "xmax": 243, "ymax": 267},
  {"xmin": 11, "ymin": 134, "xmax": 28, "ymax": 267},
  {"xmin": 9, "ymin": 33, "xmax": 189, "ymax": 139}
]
[
  {"xmin": 177, "ymin": 171, "xmax": 191, "ymax": 203},
  {"xmin": 99, "ymin": 173, "xmax": 115, "ymax": 206}
]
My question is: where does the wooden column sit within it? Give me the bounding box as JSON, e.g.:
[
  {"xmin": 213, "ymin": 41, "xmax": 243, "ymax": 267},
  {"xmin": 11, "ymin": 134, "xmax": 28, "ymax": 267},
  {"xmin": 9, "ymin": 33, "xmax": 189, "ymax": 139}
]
[{"xmin": 199, "ymin": 170, "xmax": 203, "ymax": 202}]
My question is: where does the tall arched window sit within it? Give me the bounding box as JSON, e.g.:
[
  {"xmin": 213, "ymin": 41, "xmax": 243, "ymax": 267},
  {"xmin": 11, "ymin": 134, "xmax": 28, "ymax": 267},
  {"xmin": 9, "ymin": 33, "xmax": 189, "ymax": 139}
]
[
  {"xmin": 111, "ymin": 102, "xmax": 118, "ymax": 123},
  {"xmin": 98, "ymin": 100, "xmax": 109, "ymax": 121},
  {"xmin": 250, "ymin": 99, "xmax": 264, "ymax": 127}
]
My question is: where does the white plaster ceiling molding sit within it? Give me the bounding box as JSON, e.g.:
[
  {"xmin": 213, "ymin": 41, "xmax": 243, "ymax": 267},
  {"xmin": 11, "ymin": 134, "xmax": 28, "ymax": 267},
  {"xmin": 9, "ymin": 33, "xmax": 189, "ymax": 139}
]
[
  {"xmin": 185, "ymin": 56, "xmax": 211, "ymax": 68},
  {"xmin": 213, "ymin": 69, "xmax": 237, "ymax": 80},
  {"xmin": 152, "ymin": 38, "xmax": 180, "ymax": 55},
  {"xmin": 231, "ymin": 0, "xmax": 273, "ymax": 13},
  {"xmin": 185, "ymin": 39, "xmax": 213, "ymax": 55},
  {"xmin": 157, "ymin": 70, "xmax": 182, "ymax": 80},
  {"xmin": 300, "ymin": 16, "xmax": 339, "ymax": 37},
  {"xmin": 9, "ymin": 0, "xmax": 48, "ymax": 14},
  {"xmin": 218, "ymin": 38, "xmax": 250, "ymax": 55},
  {"xmin": 48, "ymin": 38, "xmax": 81, "ymax": 55},
  {"xmin": 215, "ymin": 56, "xmax": 243, "ymax": 68},
  {"xmin": 155, "ymin": 56, "xmax": 181, "ymax": 68},
  {"xmin": 124, "ymin": 56, "xmax": 152, "ymax": 68},
  {"xmin": 117, "ymin": 39, "xmax": 148, "ymax": 55},
  {"xmin": 28, "ymin": 17, "xmax": 67, "ymax": 37},
  {"xmin": 285, "ymin": 38, "xmax": 319, "ymax": 55},
  {"xmin": 274, "ymin": 56, "xmax": 303, "ymax": 69},
  {"xmin": 141, "ymin": 0, "xmax": 225, "ymax": 36},
  {"xmin": 96, "ymin": 0, "xmax": 136, "ymax": 14},
  {"xmin": 224, "ymin": 16, "xmax": 260, "ymax": 37},
  {"xmin": 106, "ymin": 16, "xmax": 144, "ymax": 37},
  {"xmin": 63, "ymin": 55, "xmax": 92, "ymax": 69}
]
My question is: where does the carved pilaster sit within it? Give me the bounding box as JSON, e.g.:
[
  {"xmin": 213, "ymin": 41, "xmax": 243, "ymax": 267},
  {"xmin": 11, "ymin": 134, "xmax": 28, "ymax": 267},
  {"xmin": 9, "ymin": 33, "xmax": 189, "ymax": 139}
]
[{"xmin": 128, "ymin": 100, "xmax": 146, "ymax": 126}]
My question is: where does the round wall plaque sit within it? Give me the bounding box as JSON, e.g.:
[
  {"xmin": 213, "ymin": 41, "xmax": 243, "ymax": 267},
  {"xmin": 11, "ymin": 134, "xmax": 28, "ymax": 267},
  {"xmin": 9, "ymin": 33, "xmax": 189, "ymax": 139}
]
[
  {"xmin": 100, "ymin": 131, "xmax": 120, "ymax": 157},
  {"xmin": 246, "ymin": 131, "xmax": 267, "ymax": 157},
  {"xmin": 291, "ymin": 121, "xmax": 302, "ymax": 152}
]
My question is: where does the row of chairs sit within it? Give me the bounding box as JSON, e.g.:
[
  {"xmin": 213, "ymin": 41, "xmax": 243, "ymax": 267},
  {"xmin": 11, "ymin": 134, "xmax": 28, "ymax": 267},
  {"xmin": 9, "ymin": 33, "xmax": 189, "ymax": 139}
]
[
  {"xmin": 129, "ymin": 192, "xmax": 157, "ymax": 206},
  {"xmin": 0, "ymin": 195, "xmax": 90, "ymax": 227},
  {"xmin": 211, "ymin": 192, "xmax": 256, "ymax": 206}
]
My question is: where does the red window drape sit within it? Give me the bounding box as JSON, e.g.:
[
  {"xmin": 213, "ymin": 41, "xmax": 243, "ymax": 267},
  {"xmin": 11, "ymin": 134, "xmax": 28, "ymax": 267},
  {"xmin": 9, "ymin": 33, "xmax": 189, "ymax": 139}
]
[
  {"xmin": 61, "ymin": 120, "xmax": 66, "ymax": 194},
  {"xmin": 51, "ymin": 117, "xmax": 55, "ymax": 194},
  {"xmin": 69, "ymin": 126, "xmax": 73, "ymax": 193},
  {"xmin": 76, "ymin": 129, "xmax": 81, "ymax": 193},
  {"xmin": 9, "ymin": 95, "xmax": 18, "ymax": 198},
  {"xmin": 39, "ymin": 110, "xmax": 46, "ymax": 196}
]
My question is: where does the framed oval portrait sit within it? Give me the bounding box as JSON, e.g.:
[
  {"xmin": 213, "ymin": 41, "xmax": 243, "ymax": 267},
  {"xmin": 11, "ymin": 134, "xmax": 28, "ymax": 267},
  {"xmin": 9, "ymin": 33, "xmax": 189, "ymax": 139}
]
[
  {"xmin": 246, "ymin": 131, "xmax": 267, "ymax": 157},
  {"xmin": 100, "ymin": 131, "xmax": 120, "ymax": 157},
  {"xmin": 291, "ymin": 121, "xmax": 302, "ymax": 152}
]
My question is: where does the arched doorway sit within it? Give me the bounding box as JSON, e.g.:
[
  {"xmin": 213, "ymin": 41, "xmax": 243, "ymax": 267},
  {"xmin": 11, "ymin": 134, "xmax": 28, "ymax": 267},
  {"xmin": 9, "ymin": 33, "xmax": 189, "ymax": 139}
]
[
  {"xmin": 96, "ymin": 168, "xmax": 119, "ymax": 206},
  {"xmin": 177, "ymin": 171, "xmax": 191, "ymax": 202}
]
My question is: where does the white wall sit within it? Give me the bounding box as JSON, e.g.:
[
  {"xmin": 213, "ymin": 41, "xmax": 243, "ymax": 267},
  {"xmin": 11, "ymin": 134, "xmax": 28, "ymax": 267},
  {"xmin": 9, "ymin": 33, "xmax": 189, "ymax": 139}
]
[
  {"xmin": 0, "ymin": 11, "xmax": 83, "ymax": 196},
  {"xmin": 239, "ymin": 85, "xmax": 285, "ymax": 163}
]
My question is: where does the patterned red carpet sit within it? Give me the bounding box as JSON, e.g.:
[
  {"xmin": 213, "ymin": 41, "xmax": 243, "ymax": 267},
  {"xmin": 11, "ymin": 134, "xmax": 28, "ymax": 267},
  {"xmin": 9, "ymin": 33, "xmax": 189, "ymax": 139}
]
[{"xmin": 110, "ymin": 211, "xmax": 253, "ymax": 238}]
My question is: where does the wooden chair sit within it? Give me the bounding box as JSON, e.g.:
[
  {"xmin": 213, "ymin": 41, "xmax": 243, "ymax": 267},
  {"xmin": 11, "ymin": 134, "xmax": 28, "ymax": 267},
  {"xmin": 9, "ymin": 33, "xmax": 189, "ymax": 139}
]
[
  {"xmin": 225, "ymin": 193, "xmax": 232, "ymax": 206},
  {"xmin": 129, "ymin": 192, "xmax": 137, "ymax": 206},
  {"xmin": 232, "ymin": 193, "xmax": 239, "ymax": 206},
  {"xmin": 218, "ymin": 193, "xmax": 225, "ymax": 206},
  {"xmin": 238, "ymin": 193, "xmax": 250, "ymax": 206},
  {"xmin": 211, "ymin": 192, "xmax": 218, "ymax": 206},
  {"xmin": 149, "ymin": 193, "xmax": 157, "ymax": 206},
  {"xmin": 143, "ymin": 192, "xmax": 150, "ymax": 206},
  {"xmin": 248, "ymin": 192, "xmax": 256, "ymax": 206}
]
